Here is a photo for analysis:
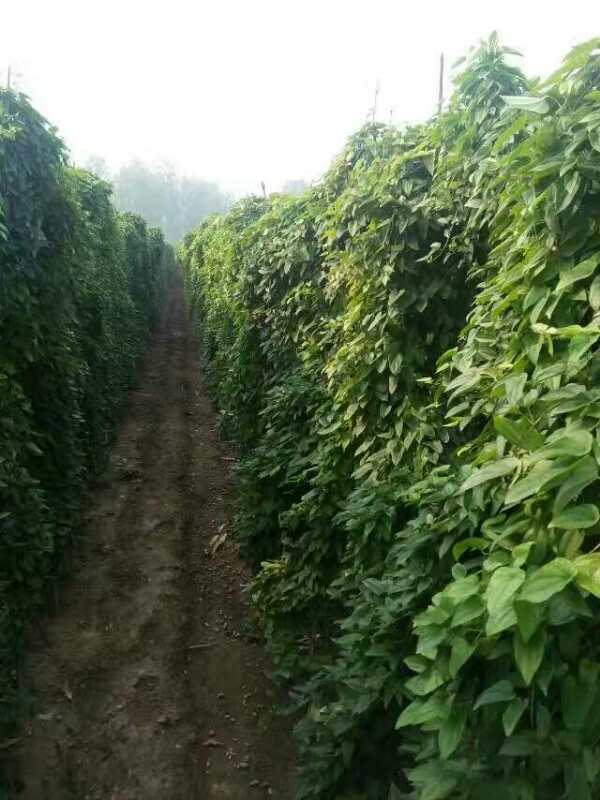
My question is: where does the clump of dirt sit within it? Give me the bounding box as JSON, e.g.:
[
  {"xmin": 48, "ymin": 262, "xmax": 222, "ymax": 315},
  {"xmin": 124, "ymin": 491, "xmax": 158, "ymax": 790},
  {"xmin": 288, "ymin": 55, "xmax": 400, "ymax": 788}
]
[{"xmin": 5, "ymin": 278, "xmax": 295, "ymax": 799}]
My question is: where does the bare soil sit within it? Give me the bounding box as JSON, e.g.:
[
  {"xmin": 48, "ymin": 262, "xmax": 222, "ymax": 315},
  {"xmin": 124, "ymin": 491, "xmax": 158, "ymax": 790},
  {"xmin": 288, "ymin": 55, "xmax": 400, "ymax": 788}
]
[{"xmin": 7, "ymin": 277, "xmax": 295, "ymax": 799}]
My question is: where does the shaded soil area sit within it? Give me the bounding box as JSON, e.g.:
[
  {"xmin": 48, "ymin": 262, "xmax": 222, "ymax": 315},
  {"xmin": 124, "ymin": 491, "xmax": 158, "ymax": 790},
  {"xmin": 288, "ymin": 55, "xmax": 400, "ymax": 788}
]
[{"xmin": 6, "ymin": 277, "xmax": 295, "ymax": 799}]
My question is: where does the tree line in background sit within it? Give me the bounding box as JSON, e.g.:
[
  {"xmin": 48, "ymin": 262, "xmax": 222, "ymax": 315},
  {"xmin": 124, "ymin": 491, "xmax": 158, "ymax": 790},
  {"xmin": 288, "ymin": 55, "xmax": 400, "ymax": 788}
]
[
  {"xmin": 182, "ymin": 36, "xmax": 600, "ymax": 800},
  {"xmin": 86, "ymin": 156, "xmax": 310, "ymax": 244},
  {"xmin": 86, "ymin": 156, "xmax": 232, "ymax": 244}
]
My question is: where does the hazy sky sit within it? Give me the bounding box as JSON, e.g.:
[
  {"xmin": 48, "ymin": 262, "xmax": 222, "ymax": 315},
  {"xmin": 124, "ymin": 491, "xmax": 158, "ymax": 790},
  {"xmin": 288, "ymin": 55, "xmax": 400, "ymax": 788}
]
[{"xmin": 1, "ymin": 1, "xmax": 597, "ymax": 196}]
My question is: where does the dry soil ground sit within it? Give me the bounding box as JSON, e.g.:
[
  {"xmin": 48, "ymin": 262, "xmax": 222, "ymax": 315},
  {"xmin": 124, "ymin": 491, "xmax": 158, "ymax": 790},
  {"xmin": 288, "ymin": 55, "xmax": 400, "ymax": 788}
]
[{"xmin": 7, "ymin": 277, "xmax": 295, "ymax": 799}]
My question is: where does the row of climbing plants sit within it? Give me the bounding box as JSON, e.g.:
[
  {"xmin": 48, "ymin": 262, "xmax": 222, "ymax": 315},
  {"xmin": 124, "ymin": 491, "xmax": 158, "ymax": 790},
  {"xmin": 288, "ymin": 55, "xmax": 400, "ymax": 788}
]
[
  {"xmin": 0, "ymin": 88, "xmax": 174, "ymax": 746},
  {"xmin": 182, "ymin": 36, "xmax": 600, "ymax": 800}
]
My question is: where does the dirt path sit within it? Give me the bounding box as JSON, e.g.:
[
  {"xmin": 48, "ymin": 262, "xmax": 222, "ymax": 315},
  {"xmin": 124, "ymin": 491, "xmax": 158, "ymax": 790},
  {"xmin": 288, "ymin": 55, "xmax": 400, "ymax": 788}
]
[{"xmin": 7, "ymin": 277, "xmax": 295, "ymax": 799}]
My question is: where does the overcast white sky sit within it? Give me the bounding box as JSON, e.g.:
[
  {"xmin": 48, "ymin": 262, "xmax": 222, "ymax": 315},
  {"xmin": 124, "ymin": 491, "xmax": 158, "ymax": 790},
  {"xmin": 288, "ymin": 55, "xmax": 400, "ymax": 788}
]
[{"xmin": 1, "ymin": 1, "xmax": 597, "ymax": 196}]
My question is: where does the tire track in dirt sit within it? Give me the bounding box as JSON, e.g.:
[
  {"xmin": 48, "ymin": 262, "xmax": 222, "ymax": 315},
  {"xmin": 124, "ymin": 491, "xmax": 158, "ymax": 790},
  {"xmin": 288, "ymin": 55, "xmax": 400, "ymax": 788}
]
[{"xmin": 6, "ymin": 275, "xmax": 295, "ymax": 799}]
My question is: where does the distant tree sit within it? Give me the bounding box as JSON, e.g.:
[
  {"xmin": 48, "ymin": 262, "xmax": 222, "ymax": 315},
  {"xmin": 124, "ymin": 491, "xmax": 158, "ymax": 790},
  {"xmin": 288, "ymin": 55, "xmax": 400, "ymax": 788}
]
[
  {"xmin": 84, "ymin": 155, "xmax": 111, "ymax": 181},
  {"xmin": 281, "ymin": 178, "xmax": 309, "ymax": 196},
  {"xmin": 112, "ymin": 160, "xmax": 231, "ymax": 243}
]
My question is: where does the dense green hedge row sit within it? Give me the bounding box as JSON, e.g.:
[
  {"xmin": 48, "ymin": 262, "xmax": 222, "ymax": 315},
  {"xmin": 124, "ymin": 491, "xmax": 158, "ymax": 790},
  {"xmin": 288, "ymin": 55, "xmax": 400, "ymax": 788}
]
[
  {"xmin": 0, "ymin": 89, "xmax": 174, "ymax": 737},
  {"xmin": 183, "ymin": 36, "xmax": 600, "ymax": 800}
]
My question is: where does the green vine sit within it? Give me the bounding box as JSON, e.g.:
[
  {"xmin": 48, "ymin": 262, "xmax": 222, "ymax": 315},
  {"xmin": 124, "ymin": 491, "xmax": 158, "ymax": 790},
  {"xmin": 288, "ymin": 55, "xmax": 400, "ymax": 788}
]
[
  {"xmin": 0, "ymin": 88, "xmax": 174, "ymax": 757},
  {"xmin": 183, "ymin": 35, "xmax": 600, "ymax": 800}
]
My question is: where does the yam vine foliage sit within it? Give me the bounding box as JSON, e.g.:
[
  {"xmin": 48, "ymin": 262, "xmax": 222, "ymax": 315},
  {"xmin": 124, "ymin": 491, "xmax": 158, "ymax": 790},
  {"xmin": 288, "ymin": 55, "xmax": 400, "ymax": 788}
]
[
  {"xmin": 0, "ymin": 89, "xmax": 173, "ymax": 743},
  {"xmin": 183, "ymin": 37, "xmax": 600, "ymax": 800}
]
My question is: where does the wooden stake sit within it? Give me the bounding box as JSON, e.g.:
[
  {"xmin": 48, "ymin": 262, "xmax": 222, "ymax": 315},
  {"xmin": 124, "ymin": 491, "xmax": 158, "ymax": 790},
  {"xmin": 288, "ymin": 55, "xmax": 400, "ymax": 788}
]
[{"xmin": 438, "ymin": 53, "xmax": 444, "ymax": 115}]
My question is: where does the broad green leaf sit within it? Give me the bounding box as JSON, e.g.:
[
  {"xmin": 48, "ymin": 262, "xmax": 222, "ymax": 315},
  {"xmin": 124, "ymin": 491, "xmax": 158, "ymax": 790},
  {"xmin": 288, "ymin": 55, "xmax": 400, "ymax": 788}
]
[
  {"xmin": 486, "ymin": 604, "xmax": 518, "ymax": 636},
  {"xmin": 438, "ymin": 706, "xmax": 466, "ymax": 759},
  {"xmin": 504, "ymin": 458, "xmax": 575, "ymax": 507},
  {"xmin": 404, "ymin": 655, "xmax": 429, "ymax": 673},
  {"xmin": 519, "ymin": 558, "xmax": 577, "ymax": 603},
  {"xmin": 513, "ymin": 629, "xmax": 545, "ymax": 685},
  {"xmin": 560, "ymin": 675, "xmax": 593, "ymax": 731},
  {"xmin": 389, "ymin": 352, "xmax": 404, "ymax": 375},
  {"xmin": 502, "ymin": 698, "xmax": 527, "ymax": 736},
  {"xmin": 451, "ymin": 595, "xmax": 485, "ymax": 628},
  {"xmin": 405, "ymin": 666, "xmax": 447, "ymax": 697},
  {"xmin": 396, "ymin": 695, "xmax": 447, "ymax": 728},
  {"xmin": 407, "ymin": 763, "xmax": 458, "ymax": 800},
  {"xmin": 533, "ymin": 318, "xmax": 600, "ymax": 339},
  {"xmin": 559, "ymin": 171, "xmax": 581, "ymax": 213},
  {"xmin": 444, "ymin": 575, "xmax": 480, "ymax": 603},
  {"xmin": 485, "ymin": 566, "xmax": 525, "ymax": 616},
  {"xmin": 460, "ymin": 457, "xmax": 520, "ymax": 493},
  {"xmin": 589, "ymin": 275, "xmax": 600, "ymax": 311},
  {"xmin": 564, "ymin": 762, "xmax": 591, "ymax": 800},
  {"xmin": 449, "ymin": 637, "xmax": 475, "ymax": 678},
  {"xmin": 494, "ymin": 416, "xmax": 543, "ymax": 451},
  {"xmin": 499, "ymin": 734, "xmax": 535, "ymax": 756},
  {"xmin": 556, "ymin": 253, "xmax": 600, "ymax": 292},
  {"xmin": 502, "ymin": 94, "xmax": 550, "ymax": 114},
  {"xmin": 553, "ymin": 457, "xmax": 598, "ymax": 513},
  {"xmin": 474, "ymin": 679, "xmax": 515, "ymax": 710},
  {"xmin": 514, "ymin": 599, "xmax": 545, "ymax": 642},
  {"xmin": 583, "ymin": 748, "xmax": 600, "ymax": 783},
  {"xmin": 551, "ymin": 504, "xmax": 599, "ymax": 529},
  {"xmin": 452, "ymin": 537, "xmax": 488, "ymax": 560},
  {"xmin": 416, "ymin": 624, "xmax": 446, "ymax": 659},
  {"xmin": 574, "ymin": 553, "xmax": 600, "ymax": 598},
  {"xmin": 513, "ymin": 541, "xmax": 535, "ymax": 567},
  {"xmin": 531, "ymin": 429, "xmax": 593, "ymax": 461}
]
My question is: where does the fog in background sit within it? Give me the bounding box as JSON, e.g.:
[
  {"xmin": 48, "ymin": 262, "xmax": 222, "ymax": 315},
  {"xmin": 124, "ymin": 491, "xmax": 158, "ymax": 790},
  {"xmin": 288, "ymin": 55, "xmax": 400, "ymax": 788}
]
[
  {"xmin": 1, "ymin": 1, "xmax": 597, "ymax": 209},
  {"xmin": 85, "ymin": 157, "xmax": 231, "ymax": 243}
]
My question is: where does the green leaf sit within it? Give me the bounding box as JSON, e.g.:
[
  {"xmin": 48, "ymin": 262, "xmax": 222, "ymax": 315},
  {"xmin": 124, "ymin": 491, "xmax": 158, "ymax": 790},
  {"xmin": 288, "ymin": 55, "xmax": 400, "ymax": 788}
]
[
  {"xmin": 485, "ymin": 566, "xmax": 525, "ymax": 616},
  {"xmin": 438, "ymin": 705, "xmax": 466, "ymax": 759},
  {"xmin": 502, "ymin": 698, "xmax": 527, "ymax": 736},
  {"xmin": 445, "ymin": 575, "xmax": 480, "ymax": 603},
  {"xmin": 514, "ymin": 600, "xmax": 545, "ymax": 642},
  {"xmin": 553, "ymin": 457, "xmax": 598, "ymax": 514},
  {"xmin": 589, "ymin": 275, "xmax": 600, "ymax": 311},
  {"xmin": 573, "ymin": 553, "xmax": 600, "ymax": 598},
  {"xmin": 565, "ymin": 762, "xmax": 592, "ymax": 800},
  {"xmin": 504, "ymin": 458, "xmax": 575, "ymax": 507},
  {"xmin": 519, "ymin": 558, "xmax": 577, "ymax": 604},
  {"xmin": 531, "ymin": 429, "xmax": 593, "ymax": 461},
  {"xmin": 404, "ymin": 655, "xmax": 429, "ymax": 674},
  {"xmin": 396, "ymin": 695, "xmax": 446, "ymax": 728},
  {"xmin": 499, "ymin": 734, "xmax": 535, "ymax": 756},
  {"xmin": 482, "ymin": 562, "xmax": 524, "ymax": 633},
  {"xmin": 486, "ymin": 604, "xmax": 518, "ymax": 636},
  {"xmin": 551, "ymin": 504, "xmax": 599, "ymax": 529},
  {"xmin": 452, "ymin": 537, "xmax": 488, "ymax": 560},
  {"xmin": 513, "ymin": 629, "xmax": 545, "ymax": 685},
  {"xmin": 449, "ymin": 637, "xmax": 475, "ymax": 678},
  {"xmin": 502, "ymin": 95, "xmax": 550, "ymax": 114},
  {"xmin": 405, "ymin": 666, "xmax": 447, "ymax": 696},
  {"xmin": 559, "ymin": 171, "xmax": 581, "ymax": 213},
  {"xmin": 503, "ymin": 373, "xmax": 528, "ymax": 405},
  {"xmin": 389, "ymin": 352, "xmax": 404, "ymax": 375},
  {"xmin": 451, "ymin": 595, "xmax": 485, "ymax": 628},
  {"xmin": 407, "ymin": 763, "xmax": 458, "ymax": 800},
  {"xmin": 459, "ymin": 457, "xmax": 520, "ymax": 493},
  {"xmin": 556, "ymin": 253, "xmax": 600, "ymax": 292},
  {"xmin": 474, "ymin": 679, "xmax": 515, "ymax": 710},
  {"xmin": 416, "ymin": 624, "xmax": 447, "ymax": 659},
  {"xmin": 494, "ymin": 416, "xmax": 543, "ymax": 451},
  {"xmin": 513, "ymin": 541, "xmax": 535, "ymax": 567}
]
